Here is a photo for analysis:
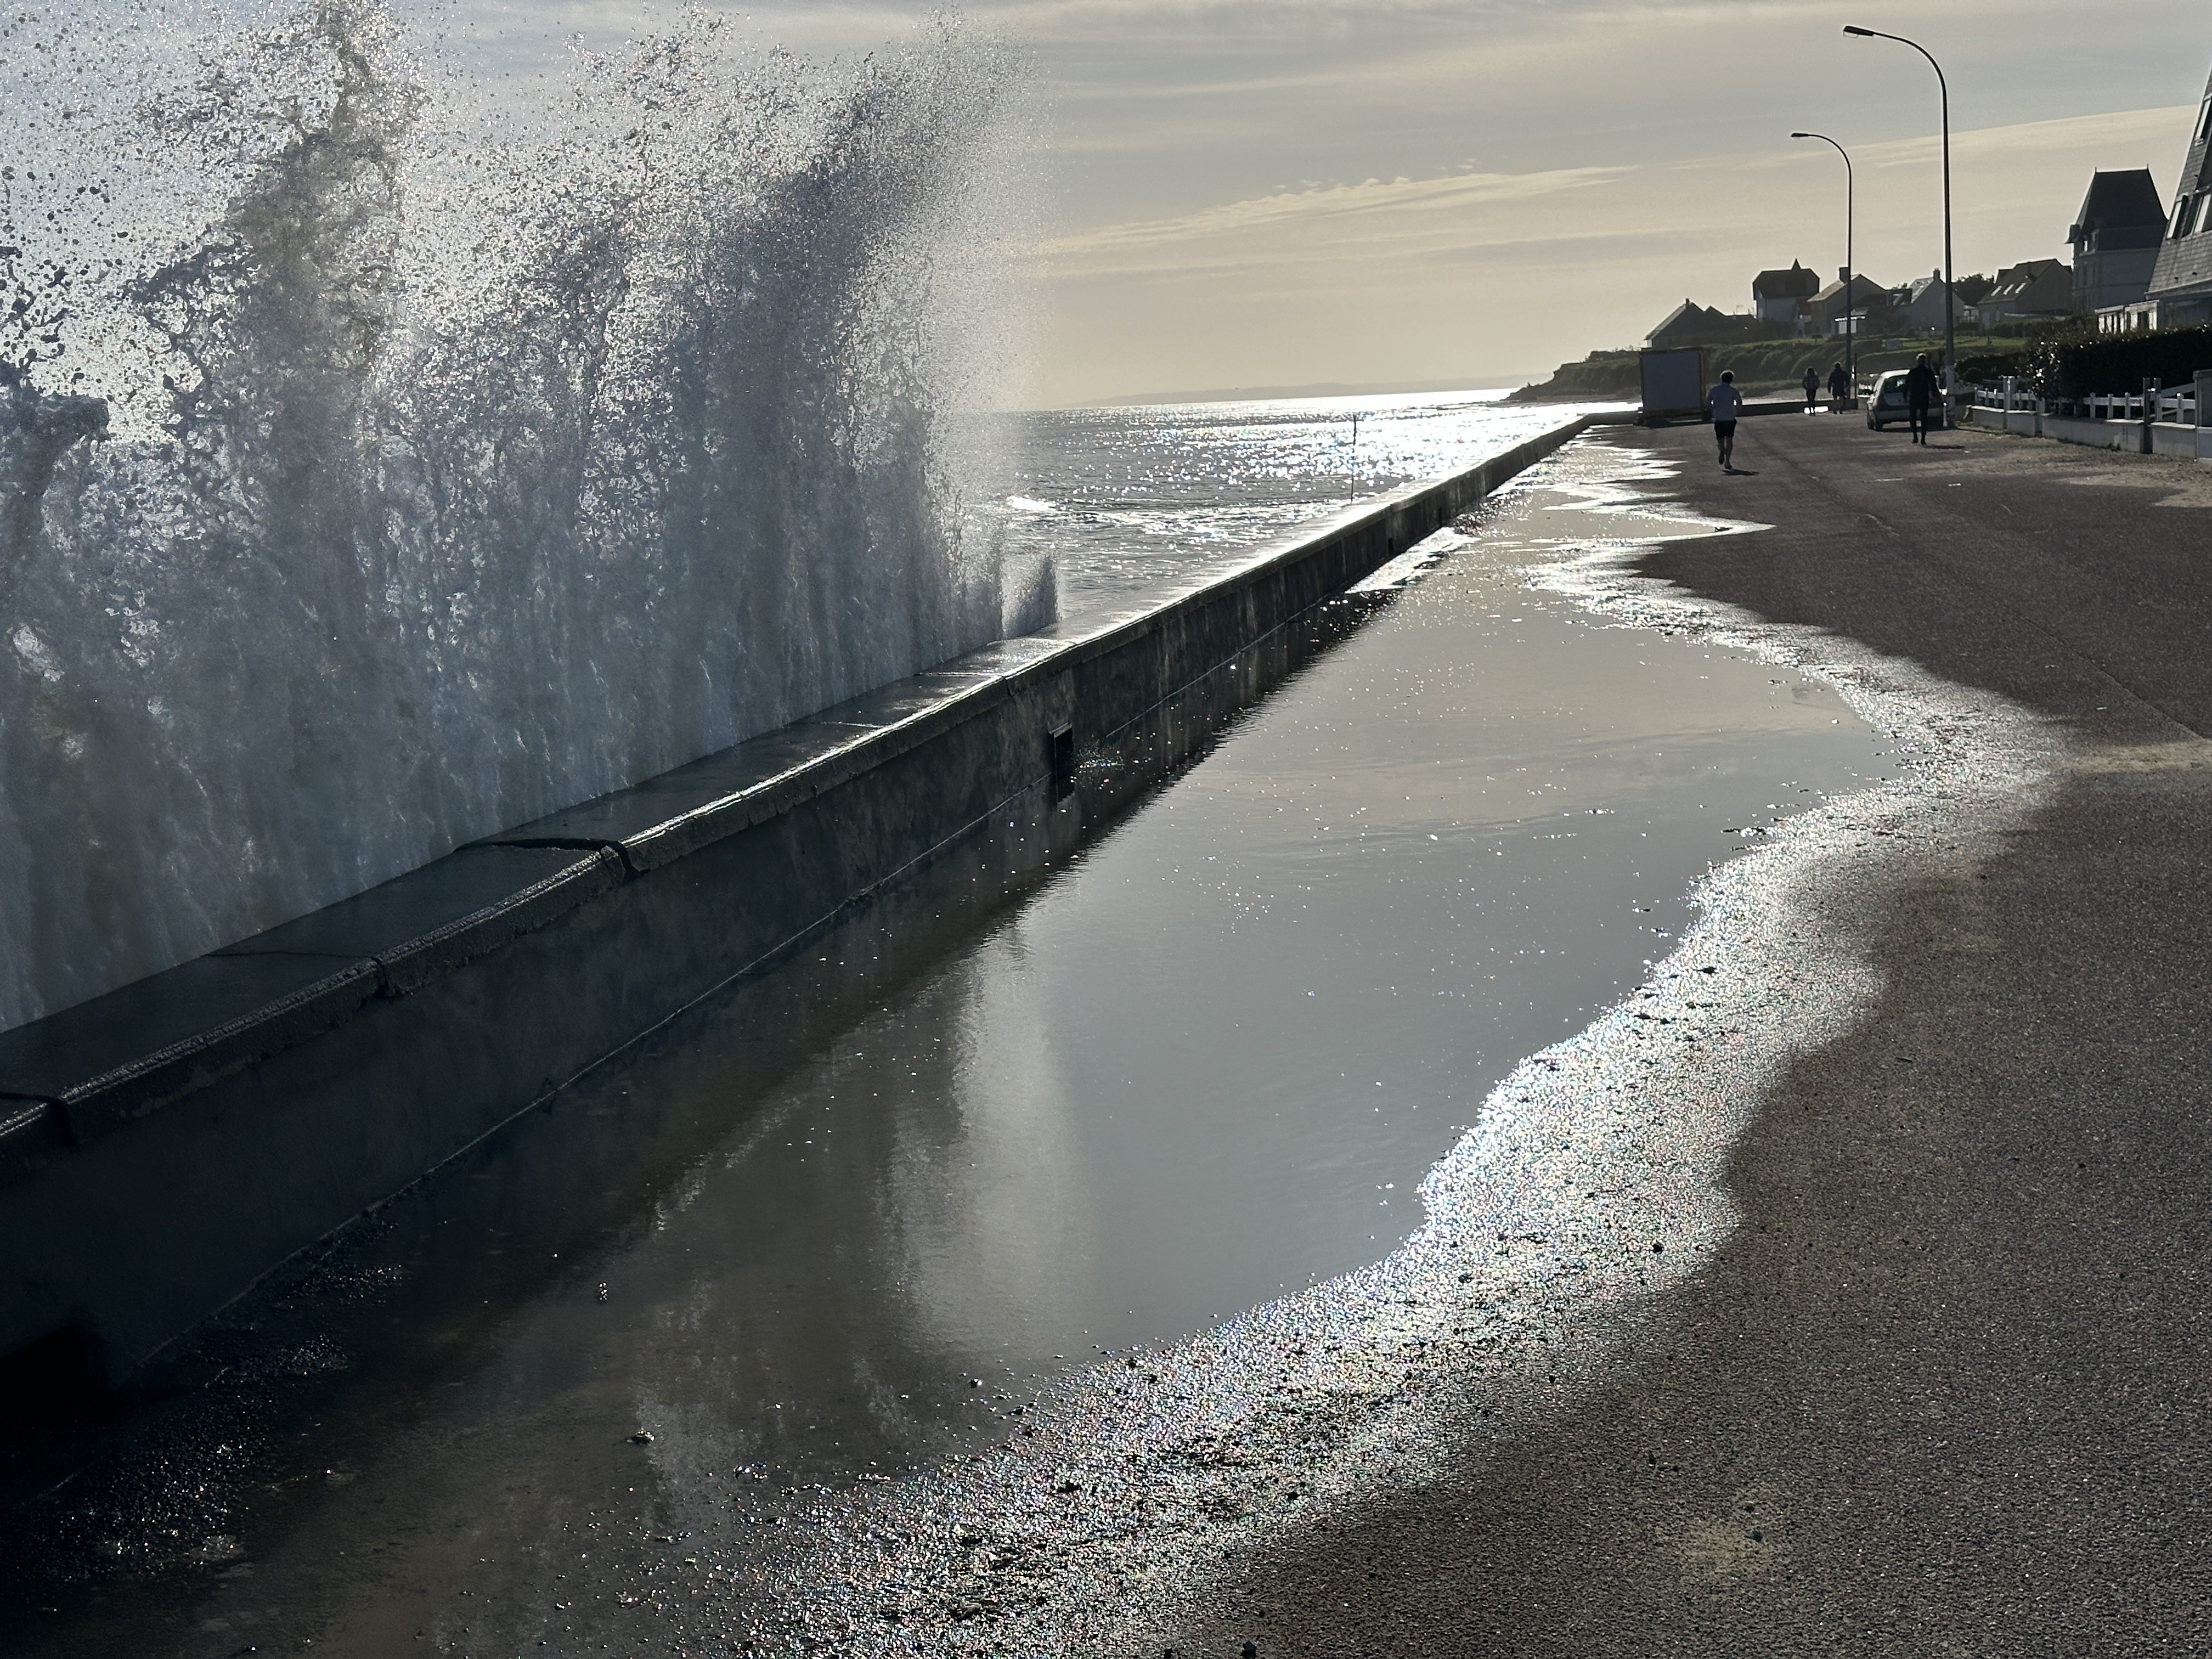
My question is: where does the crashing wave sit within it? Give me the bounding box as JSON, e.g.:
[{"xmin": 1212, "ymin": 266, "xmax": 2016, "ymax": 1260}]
[{"xmin": 0, "ymin": 1, "xmax": 1047, "ymax": 1031}]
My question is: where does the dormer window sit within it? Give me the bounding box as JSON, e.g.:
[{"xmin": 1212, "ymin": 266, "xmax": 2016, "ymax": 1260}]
[
  {"xmin": 2199, "ymin": 101, "xmax": 2212, "ymax": 144},
  {"xmin": 2174, "ymin": 196, "xmax": 2198, "ymax": 239}
]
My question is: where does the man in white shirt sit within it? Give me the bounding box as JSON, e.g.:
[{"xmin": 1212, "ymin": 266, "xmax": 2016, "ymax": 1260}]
[{"xmin": 1708, "ymin": 370, "xmax": 1745, "ymax": 470}]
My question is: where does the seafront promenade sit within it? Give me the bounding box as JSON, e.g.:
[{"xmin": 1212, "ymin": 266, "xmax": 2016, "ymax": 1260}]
[{"xmin": 1184, "ymin": 416, "xmax": 2212, "ymax": 1651}]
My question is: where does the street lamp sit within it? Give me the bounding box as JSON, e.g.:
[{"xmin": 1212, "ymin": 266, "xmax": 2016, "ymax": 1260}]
[
  {"xmin": 1846, "ymin": 24, "xmax": 1954, "ymax": 424},
  {"xmin": 1792, "ymin": 131, "xmax": 1855, "ymax": 402}
]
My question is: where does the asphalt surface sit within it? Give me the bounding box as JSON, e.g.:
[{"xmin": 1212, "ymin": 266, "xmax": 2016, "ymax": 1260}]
[{"xmin": 1182, "ymin": 414, "xmax": 2212, "ymax": 1655}]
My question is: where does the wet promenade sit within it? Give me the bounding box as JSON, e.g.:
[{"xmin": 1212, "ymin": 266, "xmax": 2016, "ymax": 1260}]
[{"xmin": 1193, "ymin": 415, "xmax": 2212, "ymax": 1654}]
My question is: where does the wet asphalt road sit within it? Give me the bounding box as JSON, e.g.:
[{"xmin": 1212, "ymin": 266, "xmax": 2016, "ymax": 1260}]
[{"xmin": 1181, "ymin": 414, "xmax": 2212, "ymax": 1654}]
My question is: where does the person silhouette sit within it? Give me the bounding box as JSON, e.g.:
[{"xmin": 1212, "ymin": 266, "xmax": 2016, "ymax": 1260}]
[
  {"xmin": 1827, "ymin": 361, "xmax": 1850, "ymax": 410},
  {"xmin": 1801, "ymin": 366, "xmax": 1821, "ymax": 412},
  {"xmin": 1904, "ymin": 353, "xmax": 1940, "ymax": 444},
  {"xmin": 1709, "ymin": 369, "xmax": 1745, "ymax": 470}
]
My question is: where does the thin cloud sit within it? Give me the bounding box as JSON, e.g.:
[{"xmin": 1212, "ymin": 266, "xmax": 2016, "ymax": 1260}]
[{"xmin": 1041, "ymin": 166, "xmax": 1633, "ymax": 264}]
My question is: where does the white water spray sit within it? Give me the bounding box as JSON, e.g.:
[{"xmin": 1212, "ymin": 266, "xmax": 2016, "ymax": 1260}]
[{"xmin": 0, "ymin": 2, "xmax": 1048, "ymax": 1032}]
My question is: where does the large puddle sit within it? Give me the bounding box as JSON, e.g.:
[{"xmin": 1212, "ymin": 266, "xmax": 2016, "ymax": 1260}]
[{"xmin": 2, "ymin": 437, "xmax": 1896, "ymax": 1655}]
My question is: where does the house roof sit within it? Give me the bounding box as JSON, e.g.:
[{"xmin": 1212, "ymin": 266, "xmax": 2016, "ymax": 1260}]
[
  {"xmin": 1982, "ymin": 259, "xmax": 2073, "ymax": 311},
  {"xmin": 1812, "ymin": 274, "xmax": 1889, "ymax": 304},
  {"xmin": 1643, "ymin": 300, "xmax": 1768, "ymax": 344},
  {"xmin": 2148, "ymin": 69, "xmax": 2212, "ymax": 301},
  {"xmin": 2071, "ymin": 169, "xmax": 2168, "ymax": 246},
  {"xmin": 1646, "ymin": 300, "xmax": 1722, "ymax": 340},
  {"xmin": 1984, "ymin": 259, "xmax": 2064, "ymax": 293},
  {"xmin": 1752, "ymin": 261, "xmax": 1822, "ymax": 300}
]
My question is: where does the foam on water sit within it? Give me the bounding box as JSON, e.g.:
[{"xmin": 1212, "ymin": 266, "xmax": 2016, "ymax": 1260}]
[{"xmin": 0, "ymin": 1, "xmax": 1047, "ymax": 1031}]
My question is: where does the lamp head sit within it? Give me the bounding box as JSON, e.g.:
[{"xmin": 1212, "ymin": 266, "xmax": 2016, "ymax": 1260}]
[
  {"xmin": 1791, "ymin": 131, "xmax": 1812, "ymax": 139},
  {"xmin": 1843, "ymin": 25, "xmax": 1876, "ymax": 36}
]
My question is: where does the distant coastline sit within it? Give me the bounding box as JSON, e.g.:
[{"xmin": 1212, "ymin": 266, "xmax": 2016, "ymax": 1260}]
[{"xmin": 1083, "ymin": 374, "xmax": 1531, "ymax": 407}]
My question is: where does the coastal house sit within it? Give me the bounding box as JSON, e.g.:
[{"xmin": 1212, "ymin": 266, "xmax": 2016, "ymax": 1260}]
[
  {"xmin": 1752, "ymin": 261, "xmax": 1821, "ymax": 330},
  {"xmin": 2138, "ymin": 67, "xmax": 2212, "ymax": 330},
  {"xmin": 1974, "ymin": 259, "xmax": 2074, "ymax": 331},
  {"xmin": 1806, "ymin": 270, "xmax": 1891, "ymax": 336},
  {"xmin": 1645, "ymin": 300, "xmax": 1754, "ymax": 349},
  {"xmin": 2069, "ymin": 169, "xmax": 2166, "ymax": 315},
  {"xmin": 1891, "ymin": 270, "xmax": 1957, "ymax": 336}
]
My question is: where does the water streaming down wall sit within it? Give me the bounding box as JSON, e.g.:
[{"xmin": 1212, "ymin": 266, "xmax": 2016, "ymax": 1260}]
[{"xmin": 0, "ymin": 2, "xmax": 1049, "ymax": 1034}]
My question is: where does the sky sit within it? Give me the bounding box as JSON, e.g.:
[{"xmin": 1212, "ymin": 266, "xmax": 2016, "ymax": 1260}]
[
  {"xmin": 1031, "ymin": 0, "xmax": 2206, "ymax": 405},
  {"xmin": 35, "ymin": 0, "xmax": 2212, "ymax": 406}
]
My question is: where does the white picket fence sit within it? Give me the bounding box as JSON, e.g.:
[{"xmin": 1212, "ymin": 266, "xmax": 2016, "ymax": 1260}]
[
  {"xmin": 1963, "ymin": 376, "xmax": 2212, "ymax": 459},
  {"xmin": 1973, "ymin": 380, "xmax": 2202, "ymax": 420}
]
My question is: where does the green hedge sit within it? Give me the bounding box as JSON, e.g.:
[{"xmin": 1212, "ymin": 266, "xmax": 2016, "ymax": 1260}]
[
  {"xmin": 1699, "ymin": 340, "xmax": 1851, "ymax": 389},
  {"xmin": 1955, "ymin": 351, "xmax": 2027, "ymax": 383},
  {"xmin": 2024, "ymin": 325, "xmax": 2212, "ymax": 396}
]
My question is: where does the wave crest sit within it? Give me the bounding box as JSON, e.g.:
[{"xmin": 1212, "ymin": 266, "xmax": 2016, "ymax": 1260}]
[{"xmin": 0, "ymin": 1, "xmax": 1044, "ymax": 1031}]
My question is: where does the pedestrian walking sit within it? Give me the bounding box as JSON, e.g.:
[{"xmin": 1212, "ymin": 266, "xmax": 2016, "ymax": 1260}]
[
  {"xmin": 1904, "ymin": 353, "xmax": 1939, "ymax": 444},
  {"xmin": 1709, "ymin": 369, "xmax": 1745, "ymax": 470},
  {"xmin": 1801, "ymin": 366, "xmax": 1821, "ymax": 412},
  {"xmin": 1827, "ymin": 361, "xmax": 1850, "ymax": 411}
]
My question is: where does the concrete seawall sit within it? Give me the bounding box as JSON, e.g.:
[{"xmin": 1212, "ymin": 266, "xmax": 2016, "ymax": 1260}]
[{"xmin": 0, "ymin": 413, "xmax": 1615, "ymax": 1386}]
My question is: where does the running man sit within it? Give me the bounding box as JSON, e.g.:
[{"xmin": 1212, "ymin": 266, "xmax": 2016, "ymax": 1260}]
[
  {"xmin": 1904, "ymin": 353, "xmax": 1940, "ymax": 444},
  {"xmin": 1709, "ymin": 369, "xmax": 1745, "ymax": 470}
]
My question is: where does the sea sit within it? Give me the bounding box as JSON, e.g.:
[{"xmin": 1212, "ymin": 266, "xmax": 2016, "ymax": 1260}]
[{"xmin": 997, "ymin": 389, "xmax": 1622, "ymax": 614}]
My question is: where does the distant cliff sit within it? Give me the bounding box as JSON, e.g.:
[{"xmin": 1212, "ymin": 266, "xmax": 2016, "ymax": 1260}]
[{"xmin": 1507, "ymin": 352, "xmax": 1641, "ymax": 402}]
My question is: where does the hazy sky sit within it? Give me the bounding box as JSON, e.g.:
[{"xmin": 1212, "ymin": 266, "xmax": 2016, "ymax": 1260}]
[{"xmin": 44, "ymin": 0, "xmax": 2212, "ymax": 405}]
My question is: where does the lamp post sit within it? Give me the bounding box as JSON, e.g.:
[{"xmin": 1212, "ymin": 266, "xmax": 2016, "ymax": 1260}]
[
  {"xmin": 1846, "ymin": 24, "xmax": 1954, "ymax": 424},
  {"xmin": 1792, "ymin": 131, "xmax": 1855, "ymax": 402}
]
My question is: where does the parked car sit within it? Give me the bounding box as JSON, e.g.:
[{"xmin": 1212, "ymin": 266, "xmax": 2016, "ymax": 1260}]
[{"xmin": 1865, "ymin": 370, "xmax": 1913, "ymax": 430}]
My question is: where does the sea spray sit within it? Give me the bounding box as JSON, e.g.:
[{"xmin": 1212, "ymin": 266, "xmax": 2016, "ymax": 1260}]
[{"xmin": 0, "ymin": 2, "xmax": 1048, "ymax": 1032}]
